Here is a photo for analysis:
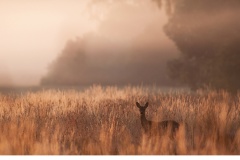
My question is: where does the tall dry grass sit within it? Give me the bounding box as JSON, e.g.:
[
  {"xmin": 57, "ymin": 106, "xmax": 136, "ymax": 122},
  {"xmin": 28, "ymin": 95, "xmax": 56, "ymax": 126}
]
[{"xmin": 0, "ymin": 85, "xmax": 239, "ymax": 155}]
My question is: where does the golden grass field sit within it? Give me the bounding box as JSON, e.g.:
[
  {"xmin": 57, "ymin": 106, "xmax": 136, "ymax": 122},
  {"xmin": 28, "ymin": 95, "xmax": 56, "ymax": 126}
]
[{"xmin": 0, "ymin": 85, "xmax": 239, "ymax": 155}]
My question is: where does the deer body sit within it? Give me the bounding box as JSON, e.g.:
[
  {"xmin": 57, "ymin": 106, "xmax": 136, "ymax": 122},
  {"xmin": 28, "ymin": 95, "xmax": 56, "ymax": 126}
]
[{"xmin": 136, "ymin": 102, "xmax": 179, "ymax": 136}]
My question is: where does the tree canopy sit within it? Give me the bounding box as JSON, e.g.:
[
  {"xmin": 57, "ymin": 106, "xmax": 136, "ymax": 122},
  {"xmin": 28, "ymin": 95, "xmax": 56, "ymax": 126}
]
[
  {"xmin": 156, "ymin": 0, "xmax": 240, "ymax": 93},
  {"xmin": 41, "ymin": 34, "xmax": 176, "ymax": 86}
]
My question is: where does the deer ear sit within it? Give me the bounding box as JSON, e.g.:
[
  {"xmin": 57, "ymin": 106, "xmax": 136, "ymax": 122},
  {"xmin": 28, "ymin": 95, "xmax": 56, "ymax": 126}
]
[
  {"xmin": 136, "ymin": 102, "xmax": 141, "ymax": 108},
  {"xmin": 144, "ymin": 102, "xmax": 149, "ymax": 108}
]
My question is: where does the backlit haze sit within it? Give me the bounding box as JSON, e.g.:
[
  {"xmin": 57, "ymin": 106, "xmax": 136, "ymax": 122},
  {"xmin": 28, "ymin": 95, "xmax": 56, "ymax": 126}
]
[{"xmin": 0, "ymin": 0, "xmax": 178, "ymax": 87}]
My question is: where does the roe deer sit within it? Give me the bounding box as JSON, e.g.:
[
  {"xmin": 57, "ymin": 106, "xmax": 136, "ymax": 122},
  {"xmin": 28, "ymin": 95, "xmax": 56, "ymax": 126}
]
[{"xmin": 136, "ymin": 102, "xmax": 180, "ymax": 137}]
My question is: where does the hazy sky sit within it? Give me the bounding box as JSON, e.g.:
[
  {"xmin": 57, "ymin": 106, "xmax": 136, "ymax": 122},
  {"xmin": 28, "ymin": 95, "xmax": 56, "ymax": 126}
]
[{"xmin": 0, "ymin": 0, "xmax": 173, "ymax": 86}]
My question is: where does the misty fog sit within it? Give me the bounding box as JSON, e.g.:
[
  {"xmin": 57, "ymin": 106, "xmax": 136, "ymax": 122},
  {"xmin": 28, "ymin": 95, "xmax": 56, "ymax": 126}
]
[
  {"xmin": 41, "ymin": 2, "xmax": 181, "ymax": 86},
  {"xmin": 1, "ymin": 0, "xmax": 239, "ymax": 91},
  {"xmin": 0, "ymin": 0, "xmax": 180, "ymax": 87}
]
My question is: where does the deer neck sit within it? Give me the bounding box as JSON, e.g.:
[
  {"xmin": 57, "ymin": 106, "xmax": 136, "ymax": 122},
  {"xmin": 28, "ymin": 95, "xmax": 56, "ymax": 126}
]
[{"xmin": 140, "ymin": 112, "xmax": 149, "ymax": 127}]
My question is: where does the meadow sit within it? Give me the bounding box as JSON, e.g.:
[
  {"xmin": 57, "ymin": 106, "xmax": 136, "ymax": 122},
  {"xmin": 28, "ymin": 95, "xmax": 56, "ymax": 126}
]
[{"xmin": 0, "ymin": 85, "xmax": 239, "ymax": 155}]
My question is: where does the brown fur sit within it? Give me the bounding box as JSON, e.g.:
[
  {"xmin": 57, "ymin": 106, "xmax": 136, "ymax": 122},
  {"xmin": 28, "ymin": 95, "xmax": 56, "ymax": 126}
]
[{"xmin": 136, "ymin": 102, "xmax": 179, "ymax": 137}]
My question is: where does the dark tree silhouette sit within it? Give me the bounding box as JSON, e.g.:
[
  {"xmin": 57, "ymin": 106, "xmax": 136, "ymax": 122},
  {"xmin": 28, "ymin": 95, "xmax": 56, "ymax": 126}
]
[
  {"xmin": 40, "ymin": 34, "xmax": 176, "ymax": 87},
  {"xmin": 41, "ymin": 38, "xmax": 87, "ymax": 86},
  {"xmin": 154, "ymin": 0, "xmax": 240, "ymax": 93}
]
